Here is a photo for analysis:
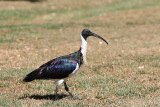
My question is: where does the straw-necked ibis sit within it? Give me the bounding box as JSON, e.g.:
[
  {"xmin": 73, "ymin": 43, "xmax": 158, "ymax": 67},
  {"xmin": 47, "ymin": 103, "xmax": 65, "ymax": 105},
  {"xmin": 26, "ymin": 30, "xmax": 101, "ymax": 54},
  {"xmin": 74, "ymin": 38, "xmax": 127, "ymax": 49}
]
[{"xmin": 23, "ymin": 29, "xmax": 108, "ymax": 100}]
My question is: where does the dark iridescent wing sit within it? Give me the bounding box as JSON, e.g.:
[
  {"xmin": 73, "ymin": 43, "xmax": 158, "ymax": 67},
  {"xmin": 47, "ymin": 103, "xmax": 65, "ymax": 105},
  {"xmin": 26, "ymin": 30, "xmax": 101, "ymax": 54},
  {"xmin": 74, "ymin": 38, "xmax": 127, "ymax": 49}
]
[
  {"xmin": 39, "ymin": 57, "xmax": 58, "ymax": 68},
  {"xmin": 39, "ymin": 53, "xmax": 77, "ymax": 68},
  {"xmin": 39, "ymin": 56, "xmax": 78, "ymax": 79}
]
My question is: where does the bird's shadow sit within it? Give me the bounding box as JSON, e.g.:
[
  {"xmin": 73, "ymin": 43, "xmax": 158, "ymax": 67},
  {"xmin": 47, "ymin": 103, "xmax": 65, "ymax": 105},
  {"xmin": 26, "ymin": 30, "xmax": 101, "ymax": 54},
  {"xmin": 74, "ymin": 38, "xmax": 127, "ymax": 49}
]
[{"xmin": 19, "ymin": 93, "xmax": 68, "ymax": 101}]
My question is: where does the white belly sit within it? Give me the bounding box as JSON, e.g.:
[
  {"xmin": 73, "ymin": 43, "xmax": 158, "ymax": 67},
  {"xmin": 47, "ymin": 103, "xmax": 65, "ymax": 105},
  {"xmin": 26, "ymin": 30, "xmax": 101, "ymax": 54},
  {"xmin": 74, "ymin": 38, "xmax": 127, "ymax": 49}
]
[{"xmin": 68, "ymin": 63, "xmax": 79, "ymax": 77}]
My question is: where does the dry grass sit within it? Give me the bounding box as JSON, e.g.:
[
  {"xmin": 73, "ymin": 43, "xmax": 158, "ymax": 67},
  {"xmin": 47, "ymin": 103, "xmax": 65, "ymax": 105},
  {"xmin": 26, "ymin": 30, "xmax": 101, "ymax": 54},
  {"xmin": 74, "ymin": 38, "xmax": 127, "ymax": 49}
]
[{"xmin": 0, "ymin": 0, "xmax": 160, "ymax": 106}]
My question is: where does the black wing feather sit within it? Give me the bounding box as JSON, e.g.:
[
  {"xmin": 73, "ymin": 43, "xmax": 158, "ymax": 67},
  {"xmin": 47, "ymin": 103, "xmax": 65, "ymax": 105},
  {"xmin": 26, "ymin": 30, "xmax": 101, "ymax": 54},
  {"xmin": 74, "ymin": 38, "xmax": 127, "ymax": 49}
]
[{"xmin": 39, "ymin": 57, "xmax": 78, "ymax": 79}]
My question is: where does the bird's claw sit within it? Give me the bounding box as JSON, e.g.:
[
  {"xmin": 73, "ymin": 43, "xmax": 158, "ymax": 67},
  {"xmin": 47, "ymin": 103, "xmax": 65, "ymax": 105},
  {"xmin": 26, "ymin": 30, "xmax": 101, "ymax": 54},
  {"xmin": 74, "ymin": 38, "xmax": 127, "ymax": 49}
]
[
  {"xmin": 55, "ymin": 95, "xmax": 59, "ymax": 100},
  {"xmin": 72, "ymin": 95, "xmax": 81, "ymax": 100}
]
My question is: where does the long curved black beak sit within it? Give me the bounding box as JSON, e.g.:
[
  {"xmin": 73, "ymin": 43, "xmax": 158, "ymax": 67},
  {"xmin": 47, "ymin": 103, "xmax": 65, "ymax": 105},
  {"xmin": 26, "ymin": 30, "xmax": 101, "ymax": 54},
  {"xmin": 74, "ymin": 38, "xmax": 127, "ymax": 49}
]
[{"xmin": 91, "ymin": 32, "xmax": 108, "ymax": 45}]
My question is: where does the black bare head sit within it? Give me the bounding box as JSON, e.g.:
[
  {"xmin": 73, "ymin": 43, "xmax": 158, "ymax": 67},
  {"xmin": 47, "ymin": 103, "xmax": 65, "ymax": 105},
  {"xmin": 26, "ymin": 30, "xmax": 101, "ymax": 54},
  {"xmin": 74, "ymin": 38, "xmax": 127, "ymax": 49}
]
[{"xmin": 81, "ymin": 29, "xmax": 108, "ymax": 45}]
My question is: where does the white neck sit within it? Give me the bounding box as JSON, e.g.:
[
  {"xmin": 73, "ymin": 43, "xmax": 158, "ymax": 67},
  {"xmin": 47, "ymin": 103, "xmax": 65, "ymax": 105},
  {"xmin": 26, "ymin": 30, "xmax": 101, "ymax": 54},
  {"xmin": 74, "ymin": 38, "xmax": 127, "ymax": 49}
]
[{"xmin": 80, "ymin": 35, "xmax": 87, "ymax": 65}]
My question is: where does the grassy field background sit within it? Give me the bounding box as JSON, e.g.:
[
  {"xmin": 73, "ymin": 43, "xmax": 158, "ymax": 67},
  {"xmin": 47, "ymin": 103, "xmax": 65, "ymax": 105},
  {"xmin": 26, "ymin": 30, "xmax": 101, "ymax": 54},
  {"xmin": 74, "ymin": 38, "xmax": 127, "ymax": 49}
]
[{"xmin": 0, "ymin": 0, "xmax": 160, "ymax": 106}]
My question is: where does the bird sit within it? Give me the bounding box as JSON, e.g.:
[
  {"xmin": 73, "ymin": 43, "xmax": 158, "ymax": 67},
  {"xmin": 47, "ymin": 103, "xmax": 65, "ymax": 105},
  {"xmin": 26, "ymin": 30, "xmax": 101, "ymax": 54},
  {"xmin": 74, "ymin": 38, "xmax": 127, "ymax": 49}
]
[{"xmin": 23, "ymin": 29, "xmax": 108, "ymax": 100}]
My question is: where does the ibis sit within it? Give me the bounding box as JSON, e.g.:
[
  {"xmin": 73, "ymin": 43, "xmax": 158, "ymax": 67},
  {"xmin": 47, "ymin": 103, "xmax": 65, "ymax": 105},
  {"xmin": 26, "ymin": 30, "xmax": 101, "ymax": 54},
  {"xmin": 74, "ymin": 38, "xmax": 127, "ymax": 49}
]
[{"xmin": 23, "ymin": 29, "xmax": 108, "ymax": 100}]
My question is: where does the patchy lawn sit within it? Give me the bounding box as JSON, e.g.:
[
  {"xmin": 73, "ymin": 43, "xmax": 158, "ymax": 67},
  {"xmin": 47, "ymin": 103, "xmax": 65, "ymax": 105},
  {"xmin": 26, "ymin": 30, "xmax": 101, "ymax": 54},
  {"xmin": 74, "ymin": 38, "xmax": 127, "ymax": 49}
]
[{"xmin": 0, "ymin": 0, "xmax": 160, "ymax": 106}]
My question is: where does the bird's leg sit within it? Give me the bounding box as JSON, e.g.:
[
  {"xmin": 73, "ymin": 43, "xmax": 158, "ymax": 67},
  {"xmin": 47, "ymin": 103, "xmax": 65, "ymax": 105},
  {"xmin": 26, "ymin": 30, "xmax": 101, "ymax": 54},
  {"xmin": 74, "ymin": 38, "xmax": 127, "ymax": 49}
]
[
  {"xmin": 55, "ymin": 85, "xmax": 59, "ymax": 100},
  {"xmin": 54, "ymin": 80, "xmax": 64, "ymax": 100},
  {"xmin": 64, "ymin": 81, "xmax": 80, "ymax": 99}
]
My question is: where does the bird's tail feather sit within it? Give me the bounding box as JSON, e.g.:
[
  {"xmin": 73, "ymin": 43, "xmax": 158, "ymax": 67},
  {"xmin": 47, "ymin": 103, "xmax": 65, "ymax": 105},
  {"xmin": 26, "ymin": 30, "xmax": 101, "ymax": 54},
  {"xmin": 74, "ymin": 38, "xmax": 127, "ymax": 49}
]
[{"xmin": 23, "ymin": 68, "xmax": 41, "ymax": 82}]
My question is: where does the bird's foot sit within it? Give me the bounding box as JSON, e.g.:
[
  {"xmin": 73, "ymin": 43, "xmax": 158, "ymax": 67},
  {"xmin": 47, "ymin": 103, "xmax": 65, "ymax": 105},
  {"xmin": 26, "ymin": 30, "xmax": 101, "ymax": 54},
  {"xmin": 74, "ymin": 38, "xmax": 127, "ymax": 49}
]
[
  {"xmin": 72, "ymin": 95, "xmax": 81, "ymax": 100},
  {"xmin": 55, "ymin": 95, "xmax": 59, "ymax": 100},
  {"xmin": 68, "ymin": 92, "xmax": 81, "ymax": 100}
]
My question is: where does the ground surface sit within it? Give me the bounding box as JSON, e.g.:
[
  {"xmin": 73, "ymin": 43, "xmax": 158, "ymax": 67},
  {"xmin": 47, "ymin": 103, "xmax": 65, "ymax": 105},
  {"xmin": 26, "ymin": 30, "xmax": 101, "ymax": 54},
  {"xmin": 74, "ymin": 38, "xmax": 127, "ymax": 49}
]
[{"xmin": 0, "ymin": 0, "xmax": 160, "ymax": 106}]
